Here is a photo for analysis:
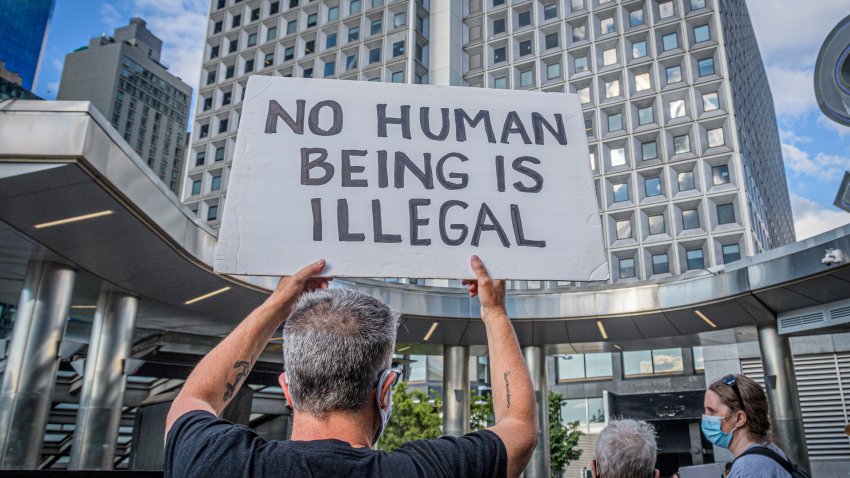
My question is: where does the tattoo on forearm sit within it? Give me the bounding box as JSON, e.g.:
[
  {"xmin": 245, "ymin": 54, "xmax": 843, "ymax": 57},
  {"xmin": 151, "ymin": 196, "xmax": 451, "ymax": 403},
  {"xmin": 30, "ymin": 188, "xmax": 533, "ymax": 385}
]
[
  {"xmin": 223, "ymin": 357, "xmax": 252, "ymax": 402},
  {"xmin": 503, "ymin": 371, "xmax": 512, "ymax": 409}
]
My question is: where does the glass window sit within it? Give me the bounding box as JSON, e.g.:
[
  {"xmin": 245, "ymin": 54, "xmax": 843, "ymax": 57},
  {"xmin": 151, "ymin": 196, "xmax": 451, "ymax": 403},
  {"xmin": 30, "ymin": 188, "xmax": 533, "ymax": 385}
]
[
  {"xmin": 287, "ymin": 20, "xmax": 297, "ymax": 34},
  {"xmin": 645, "ymin": 176, "xmax": 661, "ymax": 197},
  {"xmin": 575, "ymin": 55, "xmax": 588, "ymax": 72},
  {"xmin": 682, "ymin": 209, "xmax": 700, "ymax": 229},
  {"xmin": 328, "ymin": 6, "xmax": 339, "ymax": 21},
  {"xmin": 233, "ymin": 14, "xmax": 242, "ymax": 27},
  {"xmin": 215, "ymin": 146, "xmax": 225, "ymax": 161},
  {"xmin": 607, "ymin": 112, "xmax": 623, "ymax": 131},
  {"xmin": 585, "ymin": 118, "xmax": 593, "ymax": 136},
  {"xmin": 652, "ymin": 348, "xmax": 684, "ymax": 374},
  {"xmin": 545, "ymin": 32, "xmax": 559, "ymax": 49},
  {"xmin": 543, "ymin": 3, "xmax": 558, "ymax": 20},
  {"xmin": 393, "ymin": 41, "xmax": 405, "ymax": 57},
  {"xmin": 635, "ymin": 72, "xmax": 651, "ymax": 91},
  {"xmin": 372, "ymin": 0, "xmax": 383, "ymax": 7},
  {"xmin": 573, "ymin": 24, "xmax": 587, "ymax": 42},
  {"xmin": 493, "ymin": 18, "xmax": 505, "ymax": 34},
  {"xmin": 267, "ymin": 26, "xmax": 278, "ymax": 41},
  {"xmin": 703, "ymin": 92, "xmax": 720, "ymax": 111},
  {"xmin": 638, "ymin": 106, "xmax": 653, "ymax": 125},
  {"xmin": 270, "ymin": 1, "xmax": 280, "ymax": 14},
  {"xmin": 305, "ymin": 40, "xmax": 315, "ymax": 54},
  {"xmin": 722, "ymin": 244, "xmax": 741, "ymax": 263},
  {"xmin": 218, "ymin": 119, "xmax": 229, "ymax": 133},
  {"xmin": 632, "ymin": 40, "xmax": 647, "ymax": 58},
  {"xmin": 210, "ymin": 45, "xmax": 220, "ymax": 59},
  {"xmin": 620, "ymin": 258, "xmax": 636, "ymax": 278},
  {"xmin": 346, "ymin": 54, "xmax": 357, "ymax": 70},
  {"xmin": 658, "ymin": 1, "xmax": 674, "ymax": 19},
  {"xmin": 327, "ymin": 33, "xmax": 337, "ymax": 48},
  {"xmin": 408, "ymin": 355, "xmax": 426, "ymax": 381},
  {"xmin": 570, "ymin": 0, "xmax": 583, "ymax": 11},
  {"xmin": 605, "ymin": 79, "xmax": 620, "ymax": 98},
  {"xmin": 324, "ymin": 60, "xmax": 335, "ymax": 77},
  {"xmin": 613, "ymin": 182, "xmax": 629, "ymax": 202},
  {"xmin": 623, "ymin": 350, "xmax": 653, "ymax": 376},
  {"xmin": 370, "ymin": 18, "xmax": 382, "ymax": 35},
  {"xmin": 494, "ymin": 47, "xmax": 506, "ymax": 63},
  {"xmin": 284, "ymin": 46, "xmax": 295, "ymax": 61},
  {"xmin": 652, "ymin": 253, "xmax": 669, "ymax": 273},
  {"xmin": 577, "ymin": 86, "xmax": 591, "ymax": 103},
  {"xmin": 518, "ymin": 11, "xmax": 531, "ymax": 27},
  {"xmin": 248, "ymin": 33, "xmax": 257, "ymax": 47},
  {"xmin": 629, "ymin": 9, "xmax": 644, "ymax": 27},
  {"xmin": 670, "ymin": 99, "xmax": 686, "ymax": 118},
  {"xmin": 649, "ymin": 215, "xmax": 665, "ymax": 235},
  {"xmin": 494, "ymin": 0, "xmax": 506, "ymax": 6},
  {"xmin": 494, "ymin": 76, "xmax": 508, "ymax": 89},
  {"xmin": 307, "ymin": 13, "xmax": 318, "ymax": 28},
  {"xmin": 392, "ymin": 70, "xmax": 405, "ymax": 83},
  {"xmin": 520, "ymin": 40, "xmax": 533, "ymax": 56},
  {"xmin": 251, "ymin": 8, "xmax": 260, "ymax": 22},
  {"xmin": 203, "ymin": 97, "xmax": 212, "ymax": 110},
  {"xmin": 717, "ymin": 203, "xmax": 735, "ymax": 224},
  {"xmin": 558, "ymin": 354, "xmax": 585, "ymax": 380},
  {"xmin": 211, "ymin": 175, "xmax": 222, "ymax": 191},
  {"xmin": 603, "ymin": 48, "xmax": 617, "ymax": 66},
  {"xmin": 348, "ymin": 26, "xmax": 360, "ymax": 41},
  {"xmin": 616, "ymin": 219, "xmax": 631, "ymax": 240},
  {"xmin": 686, "ymin": 249, "xmax": 705, "ymax": 269},
  {"xmin": 290, "ymin": 0, "xmax": 299, "ymax": 7},
  {"xmin": 666, "ymin": 65, "xmax": 682, "ymax": 84},
  {"xmin": 520, "ymin": 69, "xmax": 533, "ymax": 87},
  {"xmin": 600, "ymin": 17, "xmax": 614, "ymax": 35},
  {"xmin": 611, "ymin": 147, "xmax": 625, "ymax": 166},
  {"xmin": 199, "ymin": 124, "xmax": 209, "ymax": 138},
  {"xmin": 222, "ymin": 91, "xmax": 232, "ymax": 105},
  {"xmin": 694, "ymin": 24, "xmax": 710, "ymax": 43},
  {"xmin": 586, "ymin": 353, "xmax": 613, "ymax": 378},
  {"xmin": 561, "ymin": 398, "xmax": 587, "ymax": 425},
  {"xmin": 214, "ymin": 21, "xmax": 223, "ymax": 34},
  {"xmin": 678, "ymin": 171, "xmax": 695, "ymax": 191},
  {"xmin": 350, "ymin": 0, "xmax": 361, "ymax": 14},
  {"xmin": 303, "ymin": 67, "xmax": 313, "ymax": 78},
  {"xmin": 369, "ymin": 47, "xmax": 381, "ymax": 63},
  {"xmin": 662, "ymin": 32, "xmax": 678, "ymax": 51},
  {"xmin": 690, "ymin": 0, "xmax": 706, "ymax": 10},
  {"xmin": 191, "ymin": 180, "xmax": 201, "ymax": 195},
  {"xmin": 707, "ymin": 128, "xmax": 725, "ymax": 148},
  {"xmin": 693, "ymin": 346, "xmax": 705, "ymax": 372},
  {"xmin": 196, "ymin": 151, "xmax": 206, "ymax": 166},
  {"xmin": 698, "ymin": 57, "xmax": 715, "ymax": 76},
  {"xmin": 229, "ymin": 39, "xmax": 238, "ymax": 53},
  {"xmin": 547, "ymin": 63, "xmax": 561, "ymax": 80},
  {"xmin": 244, "ymin": 58, "xmax": 254, "ymax": 73},
  {"xmin": 225, "ymin": 64, "xmax": 235, "ymax": 78},
  {"xmin": 394, "ymin": 11, "xmax": 406, "ymax": 28},
  {"xmin": 207, "ymin": 205, "xmax": 218, "ymax": 221},
  {"xmin": 673, "ymin": 134, "xmax": 691, "ymax": 154},
  {"xmin": 712, "ymin": 165, "xmax": 730, "ymax": 186},
  {"xmin": 642, "ymin": 141, "xmax": 657, "ymax": 160}
]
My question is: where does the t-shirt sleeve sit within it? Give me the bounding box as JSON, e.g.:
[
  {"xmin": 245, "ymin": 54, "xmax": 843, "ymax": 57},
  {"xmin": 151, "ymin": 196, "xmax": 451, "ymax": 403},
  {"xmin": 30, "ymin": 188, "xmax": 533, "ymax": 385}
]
[
  {"xmin": 164, "ymin": 410, "xmax": 267, "ymax": 478},
  {"xmin": 396, "ymin": 429, "xmax": 508, "ymax": 478}
]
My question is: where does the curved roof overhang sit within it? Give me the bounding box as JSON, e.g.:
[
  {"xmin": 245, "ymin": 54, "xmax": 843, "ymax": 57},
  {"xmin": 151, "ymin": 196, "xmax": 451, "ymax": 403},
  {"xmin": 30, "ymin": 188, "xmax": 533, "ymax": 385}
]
[{"xmin": 1, "ymin": 100, "xmax": 849, "ymax": 353}]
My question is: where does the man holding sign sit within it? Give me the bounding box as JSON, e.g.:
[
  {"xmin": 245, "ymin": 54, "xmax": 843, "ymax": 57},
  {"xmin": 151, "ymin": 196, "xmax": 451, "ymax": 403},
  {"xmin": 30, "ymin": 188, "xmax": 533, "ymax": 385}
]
[{"xmin": 164, "ymin": 256, "xmax": 537, "ymax": 477}]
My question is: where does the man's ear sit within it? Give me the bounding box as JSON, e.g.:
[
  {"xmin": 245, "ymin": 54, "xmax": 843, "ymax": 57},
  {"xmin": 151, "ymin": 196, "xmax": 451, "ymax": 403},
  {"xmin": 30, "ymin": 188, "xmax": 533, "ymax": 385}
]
[
  {"xmin": 279, "ymin": 372, "xmax": 294, "ymax": 409},
  {"xmin": 654, "ymin": 469, "xmax": 660, "ymax": 478},
  {"xmin": 590, "ymin": 459, "xmax": 598, "ymax": 478},
  {"xmin": 378, "ymin": 371, "xmax": 397, "ymax": 408}
]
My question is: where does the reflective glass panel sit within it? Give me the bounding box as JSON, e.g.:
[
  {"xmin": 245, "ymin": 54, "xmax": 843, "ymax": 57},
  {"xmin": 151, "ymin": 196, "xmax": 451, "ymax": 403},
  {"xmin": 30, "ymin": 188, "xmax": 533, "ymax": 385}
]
[
  {"xmin": 707, "ymin": 128, "xmax": 725, "ymax": 147},
  {"xmin": 670, "ymin": 99, "xmax": 686, "ymax": 118},
  {"xmin": 605, "ymin": 79, "xmax": 620, "ymax": 98},
  {"xmin": 693, "ymin": 346, "xmax": 705, "ymax": 372},
  {"xmin": 601, "ymin": 17, "xmax": 615, "ymax": 34},
  {"xmin": 698, "ymin": 57, "xmax": 715, "ymax": 76},
  {"xmin": 573, "ymin": 25, "xmax": 587, "ymax": 42},
  {"xmin": 613, "ymin": 182, "xmax": 629, "ymax": 202},
  {"xmin": 544, "ymin": 3, "xmax": 558, "ymax": 20},
  {"xmin": 694, "ymin": 24, "xmax": 710, "ymax": 43},
  {"xmin": 703, "ymin": 92, "xmax": 720, "ymax": 111},
  {"xmin": 633, "ymin": 41, "xmax": 647, "ymax": 58},
  {"xmin": 493, "ymin": 18, "xmax": 505, "ymax": 34},
  {"xmin": 641, "ymin": 141, "xmax": 657, "ymax": 160},
  {"xmin": 682, "ymin": 209, "xmax": 699, "ymax": 229},
  {"xmin": 686, "ymin": 249, "xmax": 705, "ymax": 269},
  {"xmin": 635, "ymin": 72, "xmax": 651, "ymax": 91},
  {"xmin": 409, "ymin": 355, "xmax": 426, "ymax": 381},
  {"xmin": 545, "ymin": 32, "xmax": 559, "ymax": 49},
  {"xmin": 616, "ymin": 219, "xmax": 632, "ymax": 240},
  {"xmin": 662, "ymin": 32, "xmax": 678, "ymax": 51},
  {"xmin": 585, "ymin": 353, "xmax": 613, "ymax": 378},
  {"xmin": 603, "ymin": 48, "xmax": 617, "ymax": 66},
  {"xmin": 623, "ymin": 350, "xmax": 653, "ymax": 376},
  {"xmin": 652, "ymin": 253, "xmax": 669, "ymax": 273},
  {"xmin": 666, "ymin": 65, "xmax": 682, "ymax": 83},
  {"xmin": 575, "ymin": 55, "xmax": 588, "ymax": 72},
  {"xmin": 611, "ymin": 147, "xmax": 626, "ymax": 165},
  {"xmin": 578, "ymin": 86, "xmax": 591, "ymax": 103},
  {"xmin": 520, "ymin": 40, "xmax": 533, "ymax": 56},
  {"xmin": 674, "ymin": 134, "xmax": 690, "ymax": 154},
  {"xmin": 608, "ymin": 113, "xmax": 623, "ymax": 131},
  {"xmin": 658, "ymin": 1, "xmax": 674, "ymax": 18},
  {"xmin": 558, "ymin": 354, "xmax": 585, "ymax": 380},
  {"xmin": 691, "ymin": 0, "xmax": 706, "ymax": 9},
  {"xmin": 638, "ymin": 106, "xmax": 653, "ymax": 125},
  {"xmin": 678, "ymin": 171, "xmax": 695, "ymax": 191},
  {"xmin": 494, "ymin": 76, "xmax": 508, "ymax": 89},
  {"xmin": 652, "ymin": 348, "xmax": 684, "ymax": 373},
  {"xmin": 620, "ymin": 258, "xmax": 635, "ymax": 278},
  {"xmin": 520, "ymin": 69, "xmax": 533, "ymax": 86},
  {"xmin": 712, "ymin": 164, "xmax": 730, "ymax": 185},
  {"xmin": 561, "ymin": 399, "xmax": 587, "ymax": 424},
  {"xmin": 717, "ymin": 203, "xmax": 735, "ymax": 224},
  {"xmin": 629, "ymin": 9, "xmax": 644, "ymax": 27},
  {"xmin": 494, "ymin": 47, "xmax": 506, "ymax": 63},
  {"xmin": 547, "ymin": 63, "xmax": 561, "ymax": 80},
  {"xmin": 645, "ymin": 176, "xmax": 661, "ymax": 197},
  {"xmin": 722, "ymin": 243, "xmax": 741, "ymax": 263},
  {"xmin": 518, "ymin": 11, "xmax": 531, "ymax": 27}
]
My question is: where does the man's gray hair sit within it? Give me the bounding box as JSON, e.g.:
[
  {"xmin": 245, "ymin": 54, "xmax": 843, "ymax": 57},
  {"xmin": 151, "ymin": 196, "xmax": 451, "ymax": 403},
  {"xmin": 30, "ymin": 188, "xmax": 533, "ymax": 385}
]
[
  {"xmin": 594, "ymin": 419, "xmax": 657, "ymax": 478},
  {"xmin": 282, "ymin": 288, "xmax": 398, "ymax": 417}
]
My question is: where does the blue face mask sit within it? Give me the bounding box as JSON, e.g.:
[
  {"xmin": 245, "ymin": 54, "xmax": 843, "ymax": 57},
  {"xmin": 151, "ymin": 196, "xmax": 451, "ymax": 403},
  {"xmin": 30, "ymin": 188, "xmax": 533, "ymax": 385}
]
[{"xmin": 701, "ymin": 414, "xmax": 737, "ymax": 449}]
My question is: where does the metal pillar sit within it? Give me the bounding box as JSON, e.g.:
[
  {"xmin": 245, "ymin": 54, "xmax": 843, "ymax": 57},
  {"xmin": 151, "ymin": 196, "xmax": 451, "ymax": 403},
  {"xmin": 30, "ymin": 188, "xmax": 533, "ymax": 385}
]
[
  {"xmin": 757, "ymin": 323, "xmax": 810, "ymax": 473},
  {"xmin": 69, "ymin": 291, "xmax": 138, "ymax": 470},
  {"xmin": 0, "ymin": 261, "xmax": 75, "ymax": 469},
  {"xmin": 523, "ymin": 345, "xmax": 550, "ymax": 478},
  {"xmin": 442, "ymin": 345, "xmax": 469, "ymax": 437}
]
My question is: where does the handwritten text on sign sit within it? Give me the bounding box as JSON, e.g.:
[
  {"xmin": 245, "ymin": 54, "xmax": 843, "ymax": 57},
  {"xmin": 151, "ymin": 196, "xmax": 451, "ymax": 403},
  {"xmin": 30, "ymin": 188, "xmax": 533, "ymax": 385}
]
[{"xmin": 215, "ymin": 77, "xmax": 607, "ymax": 280}]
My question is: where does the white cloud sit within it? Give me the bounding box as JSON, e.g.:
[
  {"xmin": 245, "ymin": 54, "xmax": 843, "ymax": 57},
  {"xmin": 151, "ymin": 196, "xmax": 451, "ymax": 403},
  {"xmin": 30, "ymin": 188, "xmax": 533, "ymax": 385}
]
[
  {"xmin": 782, "ymin": 143, "xmax": 850, "ymax": 181},
  {"xmin": 791, "ymin": 193, "xmax": 850, "ymax": 239},
  {"xmin": 816, "ymin": 115, "xmax": 850, "ymax": 138},
  {"xmin": 778, "ymin": 128, "xmax": 812, "ymax": 145},
  {"xmin": 765, "ymin": 65, "xmax": 817, "ymax": 118},
  {"xmin": 100, "ymin": 3, "xmax": 123, "ymax": 26}
]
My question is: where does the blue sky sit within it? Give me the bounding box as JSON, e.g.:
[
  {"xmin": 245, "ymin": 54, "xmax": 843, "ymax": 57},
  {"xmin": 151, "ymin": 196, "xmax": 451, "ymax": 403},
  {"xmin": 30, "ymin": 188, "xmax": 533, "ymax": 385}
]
[{"xmin": 32, "ymin": 0, "xmax": 850, "ymax": 240}]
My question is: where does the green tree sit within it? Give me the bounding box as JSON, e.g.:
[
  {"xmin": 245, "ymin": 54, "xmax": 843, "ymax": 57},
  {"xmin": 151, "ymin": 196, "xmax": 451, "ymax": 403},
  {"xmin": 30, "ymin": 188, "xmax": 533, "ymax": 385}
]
[
  {"xmin": 378, "ymin": 381, "xmax": 443, "ymax": 451},
  {"xmin": 470, "ymin": 390, "xmax": 494, "ymax": 431},
  {"xmin": 549, "ymin": 391, "xmax": 583, "ymax": 478}
]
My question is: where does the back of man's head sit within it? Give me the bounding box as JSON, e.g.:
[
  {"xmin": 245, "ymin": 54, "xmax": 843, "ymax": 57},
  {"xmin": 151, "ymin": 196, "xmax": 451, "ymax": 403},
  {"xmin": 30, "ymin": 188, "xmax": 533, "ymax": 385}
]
[
  {"xmin": 594, "ymin": 419, "xmax": 657, "ymax": 478},
  {"xmin": 282, "ymin": 289, "xmax": 398, "ymax": 418}
]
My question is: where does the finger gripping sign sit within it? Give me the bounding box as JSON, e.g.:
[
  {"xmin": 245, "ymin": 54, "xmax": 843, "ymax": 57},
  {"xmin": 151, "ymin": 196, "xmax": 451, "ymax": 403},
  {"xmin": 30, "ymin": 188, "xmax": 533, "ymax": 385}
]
[{"xmin": 215, "ymin": 76, "xmax": 608, "ymax": 281}]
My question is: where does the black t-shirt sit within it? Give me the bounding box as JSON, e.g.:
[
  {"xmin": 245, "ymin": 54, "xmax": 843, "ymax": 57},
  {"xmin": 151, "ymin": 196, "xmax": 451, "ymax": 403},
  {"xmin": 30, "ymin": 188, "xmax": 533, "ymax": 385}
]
[{"xmin": 165, "ymin": 411, "xmax": 508, "ymax": 478}]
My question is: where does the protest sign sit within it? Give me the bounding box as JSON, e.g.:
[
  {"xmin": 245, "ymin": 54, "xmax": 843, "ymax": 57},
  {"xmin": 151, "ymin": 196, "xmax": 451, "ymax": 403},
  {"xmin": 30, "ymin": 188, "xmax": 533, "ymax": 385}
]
[{"xmin": 215, "ymin": 76, "xmax": 607, "ymax": 280}]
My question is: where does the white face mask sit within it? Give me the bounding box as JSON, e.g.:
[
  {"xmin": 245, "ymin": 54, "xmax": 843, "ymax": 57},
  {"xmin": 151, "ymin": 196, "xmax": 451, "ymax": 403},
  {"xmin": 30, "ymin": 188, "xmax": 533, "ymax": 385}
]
[{"xmin": 373, "ymin": 369, "xmax": 396, "ymax": 447}]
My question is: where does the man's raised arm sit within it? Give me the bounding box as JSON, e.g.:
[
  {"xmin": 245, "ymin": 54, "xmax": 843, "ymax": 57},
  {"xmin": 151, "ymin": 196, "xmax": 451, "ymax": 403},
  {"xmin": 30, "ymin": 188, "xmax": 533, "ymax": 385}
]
[
  {"xmin": 463, "ymin": 256, "xmax": 538, "ymax": 478},
  {"xmin": 164, "ymin": 259, "xmax": 330, "ymax": 438}
]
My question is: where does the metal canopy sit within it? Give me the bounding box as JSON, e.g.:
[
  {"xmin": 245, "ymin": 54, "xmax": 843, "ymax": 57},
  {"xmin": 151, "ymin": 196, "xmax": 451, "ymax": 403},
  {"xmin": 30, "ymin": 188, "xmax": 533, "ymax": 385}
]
[{"xmin": 1, "ymin": 100, "xmax": 849, "ymax": 352}]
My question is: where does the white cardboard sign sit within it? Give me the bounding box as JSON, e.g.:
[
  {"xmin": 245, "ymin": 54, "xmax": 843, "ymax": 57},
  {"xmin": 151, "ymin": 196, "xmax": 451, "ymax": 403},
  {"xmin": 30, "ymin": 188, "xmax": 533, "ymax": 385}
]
[{"xmin": 215, "ymin": 76, "xmax": 607, "ymax": 281}]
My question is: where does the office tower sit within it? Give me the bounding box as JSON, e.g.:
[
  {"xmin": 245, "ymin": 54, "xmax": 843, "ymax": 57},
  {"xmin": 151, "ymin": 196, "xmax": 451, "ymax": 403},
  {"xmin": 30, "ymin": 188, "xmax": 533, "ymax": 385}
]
[
  {"xmin": 58, "ymin": 18, "xmax": 192, "ymax": 195},
  {"xmin": 186, "ymin": 0, "xmax": 794, "ymax": 282},
  {"xmin": 0, "ymin": 0, "xmax": 55, "ymax": 92}
]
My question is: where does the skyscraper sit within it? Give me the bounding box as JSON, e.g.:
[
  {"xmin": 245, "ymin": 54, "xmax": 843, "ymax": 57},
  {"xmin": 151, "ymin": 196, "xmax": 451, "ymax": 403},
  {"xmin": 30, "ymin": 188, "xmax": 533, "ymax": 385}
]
[
  {"xmin": 58, "ymin": 18, "xmax": 192, "ymax": 195},
  {"xmin": 0, "ymin": 0, "xmax": 55, "ymax": 91},
  {"xmin": 186, "ymin": 0, "xmax": 794, "ymax": 281}
]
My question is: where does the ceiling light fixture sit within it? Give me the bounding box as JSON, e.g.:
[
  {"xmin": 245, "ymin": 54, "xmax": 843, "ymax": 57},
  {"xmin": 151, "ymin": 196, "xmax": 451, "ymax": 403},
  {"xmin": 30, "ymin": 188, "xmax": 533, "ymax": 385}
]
[
  {"xmin": 34, "ymin": 210, "xmax": 114, "ymax": 229},
  {"xmin": 70, "ymin": 305, "xmax": 97, "ymax": 309},
  {"xmin": 613, "ymin": 344, "xmax": 622, "ymax": 350},
  {"xmin": 423, "ymin": 322, "xmax": 438, "ymax": 341},
  {"xmin": 596, "ymin": 320, "xmax": 608, "ymax": 340},
  {"xmin": 184, "ymin": 286, "xmax": 231, "ymax": 305},
  {"xmin": 397, "ymin": 346, "xmax": 411, "ymax": 352},
  {"xmin": 695, "ymin": 310, "xmax": 717, "ymax": 328}
]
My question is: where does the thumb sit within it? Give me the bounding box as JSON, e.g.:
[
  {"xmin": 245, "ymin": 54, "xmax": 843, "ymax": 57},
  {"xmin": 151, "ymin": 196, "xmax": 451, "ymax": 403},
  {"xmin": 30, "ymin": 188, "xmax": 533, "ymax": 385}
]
[
  {"xmin": 470, "ymin": 255, "xmax": 491, "ymax": 281},
  {"xmin": 293, "ymin": 259, "xmax": 326, "ymax": 281}
]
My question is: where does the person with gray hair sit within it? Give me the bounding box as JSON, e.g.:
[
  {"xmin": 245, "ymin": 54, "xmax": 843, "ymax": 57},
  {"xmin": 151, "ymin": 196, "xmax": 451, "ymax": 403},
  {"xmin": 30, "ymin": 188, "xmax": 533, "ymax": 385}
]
[
  {"xmin": 163, "ymin": 256, "xmax": 538, "ymax": 477},
  {"xmin": 592, "ymin": 419, "xmax": 660, "ymax": 478}
]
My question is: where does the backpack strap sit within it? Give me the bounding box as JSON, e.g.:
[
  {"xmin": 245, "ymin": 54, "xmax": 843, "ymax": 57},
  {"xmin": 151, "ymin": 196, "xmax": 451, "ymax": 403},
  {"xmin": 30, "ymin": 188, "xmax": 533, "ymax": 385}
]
[{"xmin": 732, "ymin": 446, "xmax": 795, "ymax": 475}]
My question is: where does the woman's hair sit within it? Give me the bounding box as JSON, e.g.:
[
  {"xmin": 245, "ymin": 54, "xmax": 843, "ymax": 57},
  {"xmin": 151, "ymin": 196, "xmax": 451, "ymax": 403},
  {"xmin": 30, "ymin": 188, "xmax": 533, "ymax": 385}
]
[{"xmin": 708, "ymin": 374, "xmax": 773, "ymax": 443}]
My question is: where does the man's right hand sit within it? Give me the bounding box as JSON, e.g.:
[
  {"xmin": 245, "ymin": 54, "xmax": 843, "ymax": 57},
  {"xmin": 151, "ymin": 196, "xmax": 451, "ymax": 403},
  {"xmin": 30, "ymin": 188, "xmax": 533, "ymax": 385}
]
[{"xmin": 461, "ymin": 255, "xmax": 506, "ymax": 313}]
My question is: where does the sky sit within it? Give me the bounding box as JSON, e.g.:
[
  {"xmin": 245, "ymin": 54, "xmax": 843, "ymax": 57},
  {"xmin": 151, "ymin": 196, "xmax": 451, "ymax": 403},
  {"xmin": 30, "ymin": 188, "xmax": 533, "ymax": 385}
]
[{"xmin": 31, "ymin": 0, "xmax": 850, "ymax": 241}]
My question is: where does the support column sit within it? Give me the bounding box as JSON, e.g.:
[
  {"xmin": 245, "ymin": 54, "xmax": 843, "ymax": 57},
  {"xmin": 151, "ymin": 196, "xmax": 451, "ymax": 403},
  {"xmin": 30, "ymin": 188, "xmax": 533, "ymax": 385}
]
[
  {"xmin": 69, "ymin": 291, "xmax": 138, "ymax": 470},
  {"xmin": 523, "ymin": 345, "xmax": 550, "ymax": 478},
  {"xmin": 757, "ymin": 323, "xmax": 810, "ymax": 473},
  {"xmin": 442, "ymin": 345, "xmax": 469, "ymax": 437},
  {"xmin": 0, "ymin": 261, "xmax": 75, "ymax": 469}
]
